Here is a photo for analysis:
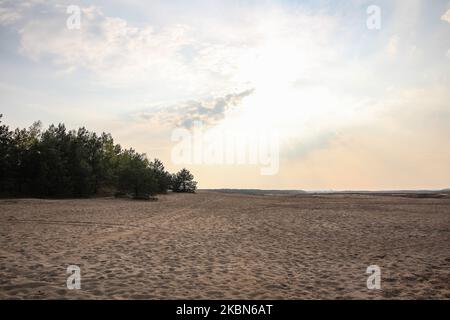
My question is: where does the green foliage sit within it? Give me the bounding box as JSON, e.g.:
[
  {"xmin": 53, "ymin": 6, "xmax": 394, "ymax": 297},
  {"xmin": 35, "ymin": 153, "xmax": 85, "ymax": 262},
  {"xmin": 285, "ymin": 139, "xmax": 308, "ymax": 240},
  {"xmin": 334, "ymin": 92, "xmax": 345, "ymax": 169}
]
[
  {"xmin": 150, "ymin": 158, "xmax": 172, "ymax": 194},
  {"xmin": 172, "ymin": 168, "xmax": 198, "ymax": 193},
  {"xmin": 0, "ymin": 114, "xmax": 14, "ymax": 193},
  {"xmin": 0, "ymin": 115, "xmax": 197, "ymax": 198},
  {"xmin": 117, "ymin": 149, "xmax": 158, "ymax": 197}
]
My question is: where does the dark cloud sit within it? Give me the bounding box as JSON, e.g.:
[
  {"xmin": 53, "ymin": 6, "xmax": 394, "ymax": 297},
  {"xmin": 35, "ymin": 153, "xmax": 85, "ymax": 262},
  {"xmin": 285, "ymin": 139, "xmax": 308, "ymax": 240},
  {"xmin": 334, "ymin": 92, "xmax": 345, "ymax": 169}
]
[{"xmin": 139, "ymin": 88, "xmax": 254, "ymax": 128}]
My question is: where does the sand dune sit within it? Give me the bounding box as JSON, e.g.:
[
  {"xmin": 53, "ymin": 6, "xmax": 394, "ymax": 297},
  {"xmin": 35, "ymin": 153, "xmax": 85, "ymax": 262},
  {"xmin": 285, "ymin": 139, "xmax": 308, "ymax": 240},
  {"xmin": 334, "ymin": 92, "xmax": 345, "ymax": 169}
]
[{"xmin": 0, "ymin": 191, "xmax": 449, "ymax": 299}]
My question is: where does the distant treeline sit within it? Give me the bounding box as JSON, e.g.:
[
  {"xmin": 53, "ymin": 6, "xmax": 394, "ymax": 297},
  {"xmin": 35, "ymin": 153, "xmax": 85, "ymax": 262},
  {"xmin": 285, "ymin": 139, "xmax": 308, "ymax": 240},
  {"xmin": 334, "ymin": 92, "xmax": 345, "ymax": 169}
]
[{"xmin": 0, "ymin": 115, "xmax": 197, "ymax": 198}]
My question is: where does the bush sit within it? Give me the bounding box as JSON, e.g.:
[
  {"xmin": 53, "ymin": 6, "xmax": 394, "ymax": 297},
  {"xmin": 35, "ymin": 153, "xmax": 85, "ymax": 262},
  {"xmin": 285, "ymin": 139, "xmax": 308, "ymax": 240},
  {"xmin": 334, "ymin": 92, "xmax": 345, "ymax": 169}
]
[{"xmin": 171, "ymin": 168, "xmax": 197, "ymax": 193}]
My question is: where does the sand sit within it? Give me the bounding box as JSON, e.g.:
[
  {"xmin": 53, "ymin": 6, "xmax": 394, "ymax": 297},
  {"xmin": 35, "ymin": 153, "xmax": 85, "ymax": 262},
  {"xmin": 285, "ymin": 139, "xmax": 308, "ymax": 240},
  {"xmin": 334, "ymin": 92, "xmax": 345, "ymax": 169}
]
[{"xmin": 0, "ymin": 191, "xmax": 449, "ymax": 299}]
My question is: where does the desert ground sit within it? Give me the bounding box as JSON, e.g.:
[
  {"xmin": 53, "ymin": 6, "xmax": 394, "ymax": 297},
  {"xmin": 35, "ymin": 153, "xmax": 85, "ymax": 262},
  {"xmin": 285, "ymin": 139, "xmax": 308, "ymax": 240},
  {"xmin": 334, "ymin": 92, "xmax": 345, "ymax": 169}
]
[{"xmin": 0, "ymin": 191, "xmax": 449, "ymax": 299}]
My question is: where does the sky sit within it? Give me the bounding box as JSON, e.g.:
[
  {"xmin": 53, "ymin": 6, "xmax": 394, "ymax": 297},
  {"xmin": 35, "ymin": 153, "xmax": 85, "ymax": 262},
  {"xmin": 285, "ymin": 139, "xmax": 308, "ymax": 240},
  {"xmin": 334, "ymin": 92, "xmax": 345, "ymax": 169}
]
[{"xmin": 1, "ymin": 0, "xmax": 450, "ymax": 190}]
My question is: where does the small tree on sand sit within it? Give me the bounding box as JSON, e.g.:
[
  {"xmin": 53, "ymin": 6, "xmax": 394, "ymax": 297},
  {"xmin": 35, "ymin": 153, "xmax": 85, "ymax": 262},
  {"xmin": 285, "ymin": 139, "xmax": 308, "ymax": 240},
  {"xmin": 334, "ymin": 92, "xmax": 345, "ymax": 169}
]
[{"xmin": 172, "ymin": 168, "xmax": 197, "ymax": 193}]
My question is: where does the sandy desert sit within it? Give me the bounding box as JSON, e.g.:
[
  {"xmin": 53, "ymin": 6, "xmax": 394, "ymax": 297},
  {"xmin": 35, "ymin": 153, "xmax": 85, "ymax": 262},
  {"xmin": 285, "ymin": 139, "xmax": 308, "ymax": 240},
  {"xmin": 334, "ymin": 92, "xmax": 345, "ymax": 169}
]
[{"xmin": 0, "ymin": 191, "xmax": 449, "ymax": 299}]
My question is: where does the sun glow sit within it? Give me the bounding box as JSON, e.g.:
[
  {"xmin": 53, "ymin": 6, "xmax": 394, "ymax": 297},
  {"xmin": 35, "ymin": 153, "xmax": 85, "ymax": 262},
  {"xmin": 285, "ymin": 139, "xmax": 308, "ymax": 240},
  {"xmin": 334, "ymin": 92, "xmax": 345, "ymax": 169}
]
[{"xmin": 217, "ymin": 16, "xmax": 353, "ymax": 142}]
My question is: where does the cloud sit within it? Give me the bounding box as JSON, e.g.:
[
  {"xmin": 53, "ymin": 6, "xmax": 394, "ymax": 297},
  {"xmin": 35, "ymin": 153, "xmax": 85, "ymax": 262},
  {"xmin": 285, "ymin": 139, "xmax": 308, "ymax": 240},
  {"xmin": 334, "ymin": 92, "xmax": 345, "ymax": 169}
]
[
  {"xmin": 138, "ymin": 88, "xmax": 254, "ymax": 128},
  {"xmin": 16, "ymin": 5, "xmax": 196, "ymax": 88},
  {"xmin": 0, "ymin": 7, "xmax": 21, "ymax": 25},
  {"xmin": 441, "ymin": 9, "xmax": 450, "ymax": 23},
  {"xmin": 0, "ymin": 0, "xmax": 56, "ymax": 27},
  {"xmin": 0, "ymin": 0, "xmax": 39, "ymax": 26},
  {"xmin": 441, "ymin": 9, "xmax": 450, "ymax": 58},
  {"xmin": 1, "ymin": 0, "xmax": 342, "ymax": 95}
]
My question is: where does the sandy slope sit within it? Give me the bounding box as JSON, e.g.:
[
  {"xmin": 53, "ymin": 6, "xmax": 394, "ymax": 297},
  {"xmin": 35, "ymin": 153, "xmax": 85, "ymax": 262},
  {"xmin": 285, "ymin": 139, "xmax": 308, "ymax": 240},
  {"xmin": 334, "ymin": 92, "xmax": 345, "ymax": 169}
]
[{"xmin": 0, "ymin": 191, "xmax": 449, "ymax": 299}]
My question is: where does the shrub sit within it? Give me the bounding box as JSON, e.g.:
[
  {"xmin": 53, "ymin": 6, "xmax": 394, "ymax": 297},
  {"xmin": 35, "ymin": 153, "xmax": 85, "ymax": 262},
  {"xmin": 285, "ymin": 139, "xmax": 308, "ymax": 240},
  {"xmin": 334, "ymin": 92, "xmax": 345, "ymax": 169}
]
[{"xmin": 171, "ymin": 168, "xmax": 197, "ymax": 193}]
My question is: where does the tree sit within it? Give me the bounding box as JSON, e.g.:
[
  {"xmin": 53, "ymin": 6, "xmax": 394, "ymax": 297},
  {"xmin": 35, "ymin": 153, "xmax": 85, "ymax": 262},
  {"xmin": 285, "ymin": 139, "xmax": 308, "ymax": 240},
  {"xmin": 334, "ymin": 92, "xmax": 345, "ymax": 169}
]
[
  {"xmin": 117, "ymin": 150, "xmax": 158, "ymax": 197},
  {"xmin": 0, "ymin": 115, "xmax": 197, "ymax": 199},
  {"xmin": 150, "ymin": 158, "xmax": 172, "ymax": 193},
  {"xmin": 36, "ymin": 124, "xmax": 73, "ymax": 197},
  {"xmin": 172, "ymin": 168, "xmax": 197, "ymax": 193},
  {"xmin": 0, "ymin": 115, "xmax": 14, "ymax": 194}
]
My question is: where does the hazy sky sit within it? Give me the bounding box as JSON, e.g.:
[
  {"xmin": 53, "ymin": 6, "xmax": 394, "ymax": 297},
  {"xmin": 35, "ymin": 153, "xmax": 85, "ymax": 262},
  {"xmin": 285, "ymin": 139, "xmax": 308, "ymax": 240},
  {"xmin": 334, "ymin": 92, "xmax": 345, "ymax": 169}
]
[{"xmin": 1, "ymin": 0, "xmax": 450, "ymax": 190}]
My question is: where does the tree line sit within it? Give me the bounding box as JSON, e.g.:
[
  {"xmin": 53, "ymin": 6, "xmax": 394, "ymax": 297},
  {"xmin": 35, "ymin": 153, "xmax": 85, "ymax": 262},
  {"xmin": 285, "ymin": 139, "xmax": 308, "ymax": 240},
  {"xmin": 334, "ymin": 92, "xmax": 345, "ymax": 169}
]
[{"xmin": 0, "ymin": 115, "xmax": 197, "ymax": 198}]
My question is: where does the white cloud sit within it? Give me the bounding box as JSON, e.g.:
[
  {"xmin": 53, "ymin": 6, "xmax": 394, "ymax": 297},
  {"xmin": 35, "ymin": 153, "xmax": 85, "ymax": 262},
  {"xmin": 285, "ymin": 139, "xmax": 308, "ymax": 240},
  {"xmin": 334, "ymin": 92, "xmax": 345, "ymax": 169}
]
[
  {"xmin": 10, "ymin": 2, "xmax": 341, "ymax": 95},
  {"xmin": 0, "ymin": 0, "xmax": 49, "ymax": 26},
  {"xmin": 441, "ymin": 8, "xmax": 450, "ymax": 58},
  {"xmin": 441, "ymin": 9, "xmax": 450, "ymax": 23},
  {"xmin": 18, "ymin": 6, "xmax": 196, "ymax": 89},
  {"xmin": 0, "ymin": 6, "xmax": 21, "ymax": 25}
]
